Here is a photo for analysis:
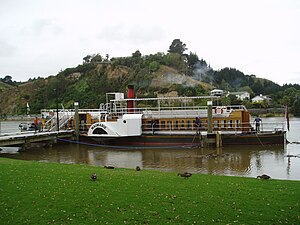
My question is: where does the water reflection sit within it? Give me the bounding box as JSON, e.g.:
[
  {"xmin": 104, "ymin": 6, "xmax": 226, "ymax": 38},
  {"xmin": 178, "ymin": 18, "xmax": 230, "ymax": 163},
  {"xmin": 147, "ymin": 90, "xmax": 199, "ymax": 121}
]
[
  {"xmin": 1, "ymin": 118, "xmax": 300, "ymax": 180},
  {"xmin": 1, "ymin": 143, "xmax": 293, "ymax": 179}
]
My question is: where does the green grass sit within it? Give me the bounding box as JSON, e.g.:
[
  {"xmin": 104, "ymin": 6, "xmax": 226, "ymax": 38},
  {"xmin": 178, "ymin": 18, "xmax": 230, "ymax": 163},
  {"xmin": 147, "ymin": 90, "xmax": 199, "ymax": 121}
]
[{"xmin": 0, "ymin": 158, "xmax": 299, "ymax": 224}]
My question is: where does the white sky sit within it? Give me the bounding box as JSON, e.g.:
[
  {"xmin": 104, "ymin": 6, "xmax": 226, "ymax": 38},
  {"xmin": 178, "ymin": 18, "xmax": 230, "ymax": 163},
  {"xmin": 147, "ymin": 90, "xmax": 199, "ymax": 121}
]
[{"xmin": 0, "ymin": 0, "xmax": 299, "ymax": 85}]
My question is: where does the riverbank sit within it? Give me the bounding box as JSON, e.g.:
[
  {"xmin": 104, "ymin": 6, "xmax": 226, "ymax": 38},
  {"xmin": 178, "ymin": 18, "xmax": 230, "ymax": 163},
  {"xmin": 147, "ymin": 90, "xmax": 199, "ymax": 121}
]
[
  {"xmin": 0, "ymin": 115, "xmax": 38, "ymax": 121},
  {"xmin": 248, "ymin": 107, "xmax": 286, "ymax": 117},
  {"xmin": 0, "ymin": 158, "xmax": 299, "ymax": 224}
]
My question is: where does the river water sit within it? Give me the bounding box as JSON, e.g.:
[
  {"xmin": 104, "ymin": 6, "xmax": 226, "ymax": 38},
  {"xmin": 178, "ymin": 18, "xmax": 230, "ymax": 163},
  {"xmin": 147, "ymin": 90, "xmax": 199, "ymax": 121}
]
[{"xmin": 1, "ymin": 117, "xmax": 300, "ymax": 180}]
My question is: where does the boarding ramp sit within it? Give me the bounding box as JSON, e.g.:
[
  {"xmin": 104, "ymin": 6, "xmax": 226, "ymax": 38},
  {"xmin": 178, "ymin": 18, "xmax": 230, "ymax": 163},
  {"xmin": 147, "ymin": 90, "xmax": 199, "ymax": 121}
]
[{"xmin": 42, "ymin": 110, "xmax": 74, "ymax": 132}]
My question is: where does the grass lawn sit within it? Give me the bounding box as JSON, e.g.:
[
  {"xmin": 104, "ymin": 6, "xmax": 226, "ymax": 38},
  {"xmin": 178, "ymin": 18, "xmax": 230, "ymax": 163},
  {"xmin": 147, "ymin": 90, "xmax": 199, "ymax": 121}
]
[{"xmin": 0, "ymin": 158, "xmax": 299, "ymax": 224}]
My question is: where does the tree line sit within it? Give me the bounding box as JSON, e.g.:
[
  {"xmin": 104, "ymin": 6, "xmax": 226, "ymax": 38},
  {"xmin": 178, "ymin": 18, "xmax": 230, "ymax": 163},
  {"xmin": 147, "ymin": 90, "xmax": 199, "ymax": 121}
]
[{"xmin": 1, "ymin": 39, "xmax": 300, "ymax": 116}]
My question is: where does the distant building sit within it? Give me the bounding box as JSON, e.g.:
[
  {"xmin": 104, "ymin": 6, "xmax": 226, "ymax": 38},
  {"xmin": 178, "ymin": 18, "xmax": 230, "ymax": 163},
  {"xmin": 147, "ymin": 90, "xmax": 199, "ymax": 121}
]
[
  {"xmin": 252, "ymin": 94, "xmax": 271, "ymax": 103},
  {"xmin": 227, "ymin": 91, "xmax": 250, "ymax": 100},
  {"xmin": 210, "ymin": 89, "xmax": 224, "ymax": 96}
]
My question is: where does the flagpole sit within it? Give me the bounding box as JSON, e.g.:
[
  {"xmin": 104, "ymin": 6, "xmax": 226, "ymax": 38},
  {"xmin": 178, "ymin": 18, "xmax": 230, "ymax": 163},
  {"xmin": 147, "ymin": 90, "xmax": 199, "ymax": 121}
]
[{"xmin": 27, "ymin": 102, "xmax": 30, "ymax": 118}]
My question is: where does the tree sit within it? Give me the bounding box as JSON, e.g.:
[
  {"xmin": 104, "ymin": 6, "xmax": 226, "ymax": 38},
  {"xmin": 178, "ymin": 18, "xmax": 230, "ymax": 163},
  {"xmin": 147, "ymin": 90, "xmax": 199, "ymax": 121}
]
[
  {"xmin": 1, "ymin": 75, "xmax": 13, "ymax": 85},
  {"xmin": 168, "ymin": 39, "xmax": 187, "ymax": 55},
  {"xmin": 292, "ymin": 95, "xmax": 300, "ymax": 116},
  {"xmin": 186, "ymin": 52, "xmax": 199, "ymax": 74},
  {"xmin": 164, "ymin": 53, "xmax": 186, "ymax": 72},
  {"xmin": 90, "ymin": 54, "xmax": 103, "ymax": 63},
  {"xmin": 149, "ymin": 61, "xmax": 160, "ymax": 72},
  {"xmin": 132, "ymin": 50, "xmax": 142, "ymax": 58},
  {"xmin": 83, "ymin": 55, "xmax": 92, "ymax": 64}
]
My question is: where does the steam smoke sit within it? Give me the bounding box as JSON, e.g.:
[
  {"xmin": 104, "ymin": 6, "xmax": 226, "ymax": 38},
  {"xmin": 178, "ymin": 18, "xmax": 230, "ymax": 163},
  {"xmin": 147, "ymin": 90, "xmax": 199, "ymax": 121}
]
[
  {"xmin": 162, "ymin": 73, "xmax": 196, "ymax": 87},
  {"xmin": 192, "ymin": 61, "xmax": 214, "ymax": 84}
]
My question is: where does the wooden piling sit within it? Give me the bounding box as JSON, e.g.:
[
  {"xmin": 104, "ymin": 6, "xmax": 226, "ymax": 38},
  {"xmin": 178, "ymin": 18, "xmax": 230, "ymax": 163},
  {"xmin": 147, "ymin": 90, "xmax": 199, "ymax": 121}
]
[
  {"xmin": 207, "ymin": 101, "xmax": 212, "ymax": 133},
  {"xmin": 74, "ymin": 102, "xmax": 79, "ymax": 142}
]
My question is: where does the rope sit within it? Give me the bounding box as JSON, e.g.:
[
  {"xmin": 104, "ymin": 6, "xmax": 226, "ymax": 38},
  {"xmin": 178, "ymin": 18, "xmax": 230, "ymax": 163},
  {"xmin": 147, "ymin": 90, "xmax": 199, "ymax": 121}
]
[
  {"xmin": 254, "ymin": 132, "xmax": 265, "ymax": 147},
  {"xmin": 191, "ymin": 127, "xmax": 202, "ymax": 145},
  {"xmin": 57, "ymin": 138, "xmax": 200, "ymax": 150}
]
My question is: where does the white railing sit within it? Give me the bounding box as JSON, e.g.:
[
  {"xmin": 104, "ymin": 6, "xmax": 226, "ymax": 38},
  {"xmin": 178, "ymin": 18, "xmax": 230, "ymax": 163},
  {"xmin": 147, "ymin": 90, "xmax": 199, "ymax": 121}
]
[{"xmin": 42, "ymin": 110, "xmax": 74, "ymax": 131}]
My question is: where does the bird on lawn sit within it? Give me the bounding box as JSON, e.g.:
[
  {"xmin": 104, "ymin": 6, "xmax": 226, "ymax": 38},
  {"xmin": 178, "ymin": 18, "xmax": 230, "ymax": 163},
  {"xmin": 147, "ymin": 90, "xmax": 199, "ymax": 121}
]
[
  {"xmin": 91, "ymin": 173, "xmax": 97, "ymax": 181},
  {"xmin": 177, "ymin": 172, "xmax": 192, "ymax": 179},
  {"xmin": 136, "ymin": 166, "xmax": 141, "ymax": 171},
  {"xmin": 104, "ymin": 166, "xmax": 115, "ymax": 169},
  {"xmin": 257, "ymin": 174, "xmax": 271, "ymax": 180}
]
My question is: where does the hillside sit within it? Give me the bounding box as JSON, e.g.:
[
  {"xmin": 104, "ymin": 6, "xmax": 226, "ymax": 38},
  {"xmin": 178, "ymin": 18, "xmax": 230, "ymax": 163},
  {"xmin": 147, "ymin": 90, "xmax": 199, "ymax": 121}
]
[
  {"xmin": 1, "ymin": 47, "xmax": 300, "ymax": 116},
  {"xmin": 0, "ymin": 81, "xmax": 11, "ymax": 91},
  {"xmin": 0, "ymin": 63, "xmax": 210, "ymax": 115}
]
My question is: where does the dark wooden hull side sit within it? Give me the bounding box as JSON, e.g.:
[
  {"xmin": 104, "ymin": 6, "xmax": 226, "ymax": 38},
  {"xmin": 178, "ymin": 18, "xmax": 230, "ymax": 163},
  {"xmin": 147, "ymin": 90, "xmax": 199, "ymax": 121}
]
[
  {"xmin": 107, "ymin": 135, "xmax": 201, "ymax": 147},
  {"xmin": 221, "ymin": 132, "xmax": 286, "ymax": 145},
  {"xmin": 90, "ymin": 132, "xmax": 286, "ymax": 147}
]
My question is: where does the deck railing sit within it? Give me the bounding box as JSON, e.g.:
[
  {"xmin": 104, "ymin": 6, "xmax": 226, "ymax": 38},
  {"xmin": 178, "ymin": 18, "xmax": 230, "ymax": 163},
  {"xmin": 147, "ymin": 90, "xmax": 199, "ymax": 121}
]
[
  {"xmin": 41, "ymin": 105, "xmax": 246, "ymax": 121},
  {"xmin": 72, "ymin": 121, "xmax": 284, "ymax": 135},
  {"xmin": 40, "ymin": 106, "xmax": 285, "ymax": 134}
]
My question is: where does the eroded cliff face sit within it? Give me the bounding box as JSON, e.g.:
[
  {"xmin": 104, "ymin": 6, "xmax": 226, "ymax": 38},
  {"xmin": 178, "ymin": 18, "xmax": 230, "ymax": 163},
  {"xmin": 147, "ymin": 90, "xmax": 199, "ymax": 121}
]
[
  {"xmin": 0, "ymin": 80, "xmax": 45, "ymax": 115},
  {"xmin": 0, "ymin": 85, "xmax": 19, "ymax": 115},
  {"xmin": 0, "ymin": 64, "xmax": 210, "ymax": 115}
]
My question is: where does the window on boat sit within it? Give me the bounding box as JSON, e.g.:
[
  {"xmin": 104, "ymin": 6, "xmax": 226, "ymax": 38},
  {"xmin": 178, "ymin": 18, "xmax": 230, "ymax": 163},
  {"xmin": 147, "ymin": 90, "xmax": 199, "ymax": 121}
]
[
  {"xmin": 187, "ymin": 120, "xmax": 191, "ymax": 128},
  {"xmin": 93, "ymin": 128, "xmax": 108, "ymax": 135},
  {"xmin": 181, "ymin": 120, "xmax": 185, "ymax": 129},
  {"xmin": 229, "ymin": 120, "xmax": 233, "ymax": 128},
  {"xmin": 146, "ymin": 121, "xmax": 153, "ymax": 130},
  {"xmin": 161, "ymin": 121, "xmax": 166, "ymax": 129},
  {"xmin": 214, "ymin": 120, "xmax": 219, "ymax": 128},
  {"xmin": 167, "ymin": 121, "xmax": 172, "ymax": 130},
  {"xmin": 236, "ymin": 120, "xmax": 240, "ymax": 128},
  {"xmin": 221, "ymin": 120, "xmax": 225, "ymax": 128},
  {"xmin": 175, "ymin": 120, "xmax": 179, "ymax": 129},
  {"xmin": 203, "ymin": 120, "xmax": 207, "ymax": 128}
]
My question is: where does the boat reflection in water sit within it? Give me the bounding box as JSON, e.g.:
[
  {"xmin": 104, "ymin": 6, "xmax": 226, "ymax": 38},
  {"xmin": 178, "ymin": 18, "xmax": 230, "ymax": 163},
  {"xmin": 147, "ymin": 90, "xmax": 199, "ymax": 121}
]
[{"xmin": 1, "ymin": 142, "xmax": 293, "ymax": 180}]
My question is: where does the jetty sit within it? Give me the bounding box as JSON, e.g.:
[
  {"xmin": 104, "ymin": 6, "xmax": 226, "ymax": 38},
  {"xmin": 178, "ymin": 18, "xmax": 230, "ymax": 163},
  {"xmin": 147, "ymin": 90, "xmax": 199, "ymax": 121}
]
[{"xmin": 0, "ymin": 130, "xmax": 74, "ymax": 149}]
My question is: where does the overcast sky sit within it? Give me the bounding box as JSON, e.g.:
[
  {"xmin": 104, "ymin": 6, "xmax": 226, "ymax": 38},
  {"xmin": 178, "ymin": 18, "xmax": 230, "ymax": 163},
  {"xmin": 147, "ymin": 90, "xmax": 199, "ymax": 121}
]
[{"xmin": 0, "ymin": 0, "xmax": 299, "ymax": 85}]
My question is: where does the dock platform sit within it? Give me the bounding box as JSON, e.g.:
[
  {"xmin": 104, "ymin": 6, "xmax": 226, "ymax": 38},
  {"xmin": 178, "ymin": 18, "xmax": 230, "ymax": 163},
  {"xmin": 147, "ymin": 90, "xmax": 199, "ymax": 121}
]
[{"xmin": 0, "ymin": 130, "xmax": 74, "ymax": 149}]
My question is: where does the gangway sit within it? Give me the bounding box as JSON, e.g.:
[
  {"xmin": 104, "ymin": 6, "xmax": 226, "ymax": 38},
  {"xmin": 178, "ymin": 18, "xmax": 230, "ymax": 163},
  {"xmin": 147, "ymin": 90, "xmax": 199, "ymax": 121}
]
[
  {"xmin": 0, "ymin": 130, "xmax": 74, "ymax": 149},
  {"xmin": 43, "ymin": 110, "xmax": 74, "ymax": 132}
]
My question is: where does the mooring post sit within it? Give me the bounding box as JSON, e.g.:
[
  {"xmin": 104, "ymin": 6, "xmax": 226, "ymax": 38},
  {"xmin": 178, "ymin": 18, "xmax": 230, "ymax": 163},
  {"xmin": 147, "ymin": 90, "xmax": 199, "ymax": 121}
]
[
  {"xmin": 55, "ymin": 88, "xmax": 59, "ymax": 132},
  {"xmin": 207, "ymin": 101, "xmax": 212, "ymax": 133},
  {"xmin": 216, "ymin": 131, "xmax": 223, "ymax": 150},
  {"xmin": 216, "ymin": 131, "xmax": 220, "ymax": 148},
  {"xmin": 74, "ymin": 102, "xmax": 79, "ymax": 142}
]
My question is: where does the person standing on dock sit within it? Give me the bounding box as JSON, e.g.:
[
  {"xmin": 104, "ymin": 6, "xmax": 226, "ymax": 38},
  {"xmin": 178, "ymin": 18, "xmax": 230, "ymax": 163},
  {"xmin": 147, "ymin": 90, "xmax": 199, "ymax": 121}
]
[
  {"xmin": 34, "ymin": 117, "xmax": 39, "ymax": 132},
  {"xmin": 254, "ymin": 115, "xmax": 262, "ymax": 132}
]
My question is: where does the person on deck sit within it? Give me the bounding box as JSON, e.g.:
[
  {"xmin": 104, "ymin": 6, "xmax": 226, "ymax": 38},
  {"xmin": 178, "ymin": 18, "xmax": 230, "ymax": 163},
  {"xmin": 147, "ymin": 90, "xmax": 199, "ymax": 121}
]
[
  {"xmin": 195, "ymin": 117, "xmax": 201, "ymax": 134},
  {"xmin": 254, "ymin": 115, "xmax": 262, "ymax": 132}
]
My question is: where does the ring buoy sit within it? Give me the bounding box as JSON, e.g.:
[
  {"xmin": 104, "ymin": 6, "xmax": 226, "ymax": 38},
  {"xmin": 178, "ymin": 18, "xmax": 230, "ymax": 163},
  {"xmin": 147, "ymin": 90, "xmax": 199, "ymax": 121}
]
[{"xmin": 215, "ymin": 107, "xmax": 224, "ymax": 114}]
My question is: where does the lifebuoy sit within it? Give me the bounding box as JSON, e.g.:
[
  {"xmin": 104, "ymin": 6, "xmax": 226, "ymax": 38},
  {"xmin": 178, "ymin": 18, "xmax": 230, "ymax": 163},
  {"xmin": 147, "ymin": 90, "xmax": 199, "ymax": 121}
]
[{"xmin": 215, "ymin": 107, "xmax": 224, "ymax": 114}]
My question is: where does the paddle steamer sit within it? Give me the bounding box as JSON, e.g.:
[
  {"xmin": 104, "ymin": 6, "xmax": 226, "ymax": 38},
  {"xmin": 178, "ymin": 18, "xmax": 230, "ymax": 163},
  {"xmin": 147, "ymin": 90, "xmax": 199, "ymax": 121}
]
[{"xmin": 41, "ymin": 86, "xmax": 286, "ymax": 147}]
